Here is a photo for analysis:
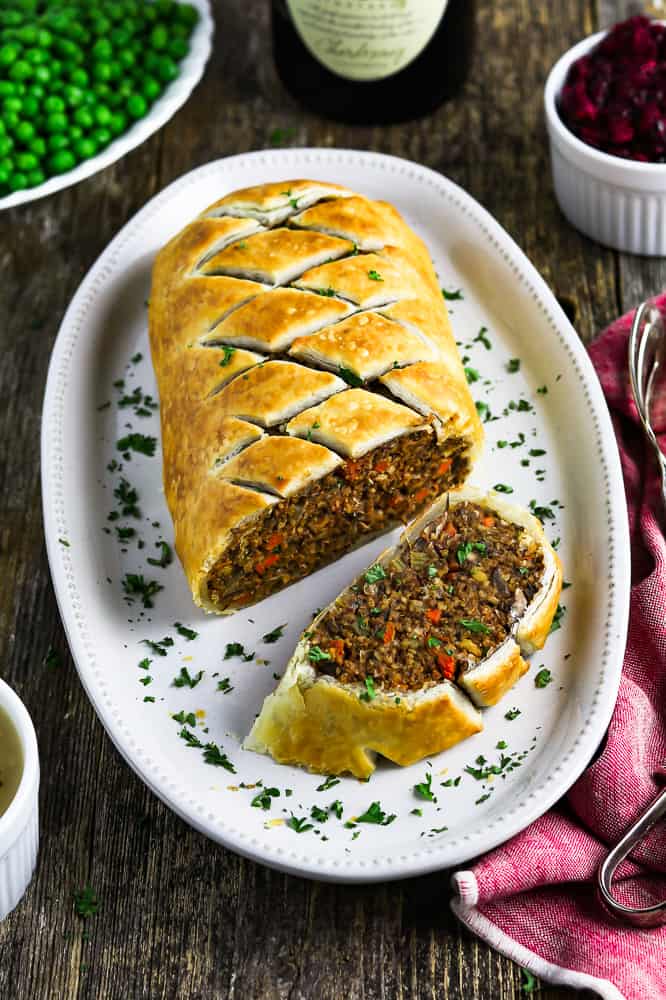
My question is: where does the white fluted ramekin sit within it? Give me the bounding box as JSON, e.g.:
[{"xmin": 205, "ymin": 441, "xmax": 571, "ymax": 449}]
[
  {"xmin": 0, "ymin": 678, "xmax": 39, "ymax": 920},
  {"xmin": 545, "ymin": 27, "xmax": 666, "ymax": 256}
]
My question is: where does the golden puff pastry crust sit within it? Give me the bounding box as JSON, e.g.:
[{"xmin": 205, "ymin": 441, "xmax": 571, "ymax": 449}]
[
  {"xmin": 149, "ymin": 180, "xmax": 483, "ymax": 612},
  {"xmin": 245, "ymin": 488, "xmax": 562, "ymax": 778}
]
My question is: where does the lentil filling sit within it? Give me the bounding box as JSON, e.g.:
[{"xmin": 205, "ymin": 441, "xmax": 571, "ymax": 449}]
[
  {"xmin": 206, "ymin": 428, "xmax": 471, "ymax": 609},
  {"xmin": 307, "ymin": 501, "xmax": 544, "ymax": 693}
]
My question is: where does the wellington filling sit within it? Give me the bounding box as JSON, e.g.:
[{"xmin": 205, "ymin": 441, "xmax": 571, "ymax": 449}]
[
  {"xmin": 206, "ymin": 428, "xmax": 471, "ymax": 609},
  {"xmin": 306, "ymin": 501, "xmax": 544, "ymax": 693}
]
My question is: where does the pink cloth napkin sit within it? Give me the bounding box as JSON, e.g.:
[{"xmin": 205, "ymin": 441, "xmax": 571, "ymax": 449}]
[{"xmin": 451, "ymin": 299, "xmax": 666, "ymax": 1000}]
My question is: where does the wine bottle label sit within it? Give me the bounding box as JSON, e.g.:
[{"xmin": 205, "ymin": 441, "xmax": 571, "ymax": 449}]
[{"xmin": 285, "ymin": 0, "xmax": 449, "ymax": 82}]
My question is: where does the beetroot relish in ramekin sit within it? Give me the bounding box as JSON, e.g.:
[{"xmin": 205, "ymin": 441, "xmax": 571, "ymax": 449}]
[{"xmin": 558, "ymin": 15, "xmax": 666, "ymax": 163}]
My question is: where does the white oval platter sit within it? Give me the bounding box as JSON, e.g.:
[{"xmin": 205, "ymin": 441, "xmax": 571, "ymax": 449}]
[
  {"xmin": 0, "ymin": 0, "xmax": 213, "ymax": 211},
  {"xmin": 42, "ymin": 148, "xmax": 630, "ymax": 883}
]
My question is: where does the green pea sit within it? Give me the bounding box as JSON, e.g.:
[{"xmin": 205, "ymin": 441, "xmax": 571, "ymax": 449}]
[
  {"xmin": 176, "ymin": 4, "xmax": 198, "ymax": 26},
  {"xmin": 92, "ymin": 62, "xmax": 113, "ymax": 83},
  {"xmin": 111, "ymin": 27, "xmax": 131, "ymax": 48},
  {"xmin": 73, "ymin": 107, "xmax": 94, "ymax": 130},
  {"xmin": 126, "ymin": 93, "xmax": 147, "ymax": 119},
  {"xmin": 2, "ymin": 111, "xmax": 19, "ymax": 132},
  {"xmin": 24, "ymin": 47, "xmax": 47, "ymax": 66},
  {"xmin": 15, "ymin": 150, "xmax": 37, "ymax": 171},
  {"xmin": 0, "ymin": 135, "xmax": 14, "ymax": 157},
  {"xmin": 156, "ymin": 57, "xmax": 178, "ymax": 83},
  {"xmin": 49, "ymin": 149, "xmax": 75, "ymax": 174},
  {"xmin": 150, "ymin": 25, "xmax": 168, "ymax": 50},
  {"xmin": 142, "ymin": 77, "xmax": 162, "ymax": 102},
  {"xmin": 63, "ymin": 84, "xmax": 84, "ymax": 108},
  {"xmin": 21, "ymin": 95, "xmax": 38, "ymax": 117},
  {"xmin": 107, "ymin": 5, "xmax": 127, "ymax": 24},
  {"xmin": 90, "ymin": 16, "xmax": 112, "ymax": 36},
  {"xmin": 0, "ymin": 156, "xmax": 13, "ymax": 174},
  {"xmin": 27, "ymin": 135, "xmax": 46, "ymax": 157},
  {"xmin": 3, "ymin": 95, "xmax": 22, "ymax": 113},
  {"xmin": 109, "ymin": 111, "xmax": 127, "ymax": 135},
  {"xmin": 91, "ymin": 127, "xmax": 111, "ymax": 148},
  {"xmin": 168, "ymin": 38, "xmax": 189, "ymax": 60},
  {"xmin": 0, "ymin": 164, "xmax": 9, "ymax": 186},
  {"xmin": 8, "ymin": 60, "xmax": 31, "ymax": 82},
  {"xmin": 26, "ymin": 167, "xmax": 45, "ymax": 187},
  {"xmin": 68, "ymin": 125, "xmax": 83, "ymax": 142},
  {"xmin": 0, "ymin": 43, "xmax": 19, "ymax": 67},
  {"xmin": 0, "ymin": 12, "xmax": 23, "ymax": 29},
  {"xmin": 69, "ymin": 68, "xmax": 88, "ymax": 88},
  {"xmin": 48, "ymin": 59, "xmax": 63, "ymax": 78},
  {"xmin": 73, "ymin": 136, "xmax": 96, "ymax": 160},
  {"xmin": 66, "ymin": 23, "xmax": 89, "ymax": 45},
  {"xmin": 0, "ymin": 81, "xmax": 15, "ymax": 97},
  {"xmin": 36, "ymin": 29, "xmax": 52, "ymax": 48},
  {"xmin": 94, "ymin": 105, "xmax": 113, "ymax": 128},
  {"xmin": 8, "ymin": 171, "xmax": 28, "ymax": 191},
  {"xmin": 47, "ymin": 134, "xmax": 69, "ymax": 152},
  {"xmin": 33, "ymin": 65, "xmax": 50, "ymax": 85},
  {"xmin": 14, "ymin": 119, "xmax": 34, "ymax": 143},
  {"xmin": 16, "ymin": 25, "xmax": 39, "ymax": 46},
  {"xmin": 144, "ymin": 51, "xmax": 160, "ymax": 73},
  {"xmin": 118, "ymin": 50, "xmax": 136, "ymax": 71},
  {"xmin": 105, "ymin": 90, "xmax": 124, "ymax": 109},
  {"xmin": 43, "ymin": 95, "xmax": 65, "ymax": 114},
  {"xmin": 45, "ymin": 112, "xmax": 68, "ymax": 135},
  {"xmin": 26, "ymin": 83, "xmax": 44, "ymax": 100}
]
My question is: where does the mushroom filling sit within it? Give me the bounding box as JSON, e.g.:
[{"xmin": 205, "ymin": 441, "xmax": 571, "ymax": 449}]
[
  {"xmin": 206, "ymin": 430, "xmax": 471, "ymax": 609},
  {"xmin": 307, "ymin": 501, "xmax": 544, "ymax": 692}
]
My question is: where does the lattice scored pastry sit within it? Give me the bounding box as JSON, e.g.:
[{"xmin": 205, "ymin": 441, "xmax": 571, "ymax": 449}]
[
  {"xmin": 149, "ymin": 180, "xmax": 483, "ymax": 612},
  {"xmin": 245, "ymin": 488, "xmax": 563, "ymax": 779}
]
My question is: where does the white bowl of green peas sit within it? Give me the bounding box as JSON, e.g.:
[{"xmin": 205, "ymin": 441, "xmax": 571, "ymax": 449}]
[{"xmin": 0, "ymin": 0, "xmax": 213, "ymax": 209}]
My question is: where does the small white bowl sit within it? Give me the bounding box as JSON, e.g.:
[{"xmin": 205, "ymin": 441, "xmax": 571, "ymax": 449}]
[
  {"xmin": 545, "ymin": 26, "xmax": 666, "ymax": 256},
  {"xmin": 0, "ymin": 678, "xmax": 39, "ymax": 920}
]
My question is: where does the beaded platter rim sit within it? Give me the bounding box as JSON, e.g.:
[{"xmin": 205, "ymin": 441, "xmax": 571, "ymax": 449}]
[
  {"xmin": 0, "ymin": 0, "xmax": 213, "ymax": 212},
  {"xmin": 41, "ymin": 148, "xmax": 630, "ymax": 882}
]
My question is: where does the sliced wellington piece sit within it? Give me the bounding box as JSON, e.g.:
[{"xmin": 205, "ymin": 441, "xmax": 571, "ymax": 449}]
[
  {"xmin": 149, "ymin": 180, "xmax": 483, "ymax": 613},
  {"xmin": 245, "ymin": 488, "xmax": 563, "ymax": 779}
]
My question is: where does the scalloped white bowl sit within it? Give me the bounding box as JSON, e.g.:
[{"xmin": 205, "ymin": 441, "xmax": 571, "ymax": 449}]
[
  {"xmin": 545, "ymin": 25, "xmax": 666, "ymax": 256},
  {"xmin": 0, "ymin": 0, "xmax": 213, "ymax": 212}
]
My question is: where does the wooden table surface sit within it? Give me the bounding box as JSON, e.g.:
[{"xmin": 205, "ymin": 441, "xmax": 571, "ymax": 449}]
[{"xmin": 0, "ymin": 2, "xmax": 658, "ymax": 997}]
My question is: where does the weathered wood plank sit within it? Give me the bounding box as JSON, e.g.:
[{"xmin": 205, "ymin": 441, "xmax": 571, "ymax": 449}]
[{"xmin": 0, "ymin": 2, "xmax": 633, "ymax": 998}]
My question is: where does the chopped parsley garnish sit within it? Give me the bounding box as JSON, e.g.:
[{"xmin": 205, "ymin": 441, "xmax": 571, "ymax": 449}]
[
  {"xmin": 338, "ymin": 366, "xmax": 363, "ymax": 387},
  {"xmin": 506, "ymin": 358, "xmax": 521, "ymax": 373},
  {"xmin": 493, "ymin": 483, "xmax": 514, "ymax": 494},
  {"xmin": 141, "ymin": 636, "xmax": 174, "ymax": 656},
  {"xmin": 121, "ymin": 574, "xmax": 163, "ymax": 608},
  {"xmin": 116, "ymin": 433, "xmax": 156, "ymax": 457},
  {"xmin": 315, "ymin": 286, "xmax": 336, "ymax": 297},
  {"xmin": 131, "ymin": 352, "xmax": 143, "ymax": 364},
  {"xmin": 496, "ymin": 740, "xmax": 508, "ymax": 749},
  {"xmin": 118, "ymin": 386, "xmax": 143, "ymax": 409},
  {"xmin": 172, "ymin": 667, "xmax": 203, "ymax": 689},
  {"xmin": 536, "ymin": 385, "xmax": 548, "ymax": 395},
  {"xmin": 305, "ymin": 420, "xmax": 321, "ymax": 441},
  {"xmin": 316, "ymin": 775, "xmax": 340, "ymax": 792},
  {"xmin": 174, "ymin": 622, "xmax": 198, "ymax": 641},
  {"xmin": 178, "ymin": 727, "xmax": 203, "ymax": 748},
  {"xmin": 262, "ymin": 623, "xmax": 287, "ymax": 644},
  {"xmin": 529, "ymin": 448, "xmax": 546, "ymax": 457},
  {"xmin": 138, "ymin": 657, "xmax": 151, "ymax": 671},
  {"xmin": 330, "ymin": 799, "xmax": 343, "ymax": 819},
  {"xmin": 217, "ymin": 677, "xmax": 234, "ymax": 694},
  {"xmin": 310, "ymin": 805, "xmax": 329, "ymax": 823},
  {"xmin": 411, "ymin": 808, "xmax": 423, "ymax": 816},
  {"xmin": 219, "ymin": 345, "xmax": 236, "ymax": 367},
  {"xmin": 143, "ymin": 696, "xmax": 155, "ymax": 703},
  {"xmin": 308, "ymin": 645, "xmax": 331, "ymax": 663},
  {"xmin": 507, "ymin": 398, "xmax": 533, "ymax": 414},
  {"xmin": 202, "ymin": 743, "xmax": 235, "ymax": 771},
  {"xmin": 414, "ymin": 772, "xmax": 435, "ymax": 801},
  {"xmin": 427, "ymin": 564, "xmax": 438, "ymax": 578},
  {"xmin": 505, "ymin": 707, "xmax": 521, "ymax": 720},
  {"xmin": 364, "ymin": 563, "xmax": 386, "ymax": 584},
  {"xmin": 521, "ymin": 970, "xmax": 537, "ymax": 994},
  {"xmin": 147, "ymin": 541, "xmax": 173, "ymax": 568},
  {"xmin": 460, "ymin": 618, "xmax": 491, "ymax": 634},
  {"xmin": 367, "ymin": 269, "xmax": 383, "ymax": 282},
  {"xmin": 475, "ymin": 793, "xmax": 492, "ymax": 804},
  {"xmin": 224, "ymin": 642, "xmax": 254, "ymax": 662},
  {"xmin": 474, "ymin": 327, "xmax": 491, "ymax": 350},
  {"xmin": 356, "ymin": 801, "xmax": 396, "ymax": 826},
  {"xmin": 427, "ymin": 636, "xmax": 442, "ymax": 648},
  {"xmin": 464, "ymin": 366, "xmax": 480, "ymax": 384},
  {"xmin": 252, "ymin": 787, "xmax": 280, "ymax": 810},
  {"xmin": 236, "ymin": 241, "xmax": 248, "ymax": 250},
  {"xmin": 115, "ymin": 526, "xmax": 135, "ymax": 541},
  {"xmin": 287, "ymin": 814, "xmax": 313, "ymax": 833},
  {"xmin": 528, "ymin": 500, "xmax": 555, "ymax": 521},
  {"xmin": 359, "ymin": 676, "xmax": 376, "ymax": 702},
  {"xmin": 442, "ymin": 287, "xmax": 463, "ymax": 301},
  {"xmin": 475, "ymin": 400, "xmax": 496, "ymax": 423},
  {"xmin": 457, "ymin": 540, "xmax": 486, "ymax": 565},
  {"xmin": 172, "ymin": 710, "xmax": 197, "ymax": 727},
  {"xmin": 113, "ymin": 479, "xmax": 140, "ymax": 518},
  {"xmin": 139, "ymin": 676, "xmax": 152, "ymax": 686},
  {"xmin": 549, "ymin": 604, "xmax": 566, "ymax": 633},
  {"xmin": 59, "ymin": 537, "xmax": 70, "ymax": 547},
  {"xmin": 73, "ymin": 886, "xmax": 99, "ymax": 919},
  {"xmin": 441, "ymin": 776, "xmax": 462, "ymax": 787},
  {"xmin": 534, "ymin": 668, "xmax": 552, "ymax": 688}
]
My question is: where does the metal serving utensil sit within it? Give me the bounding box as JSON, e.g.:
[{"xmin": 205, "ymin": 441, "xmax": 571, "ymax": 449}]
[
  {"xmin": 593, "ymin": 304, "xmax": 666, "ymax": 928},
  {"xmin": 628, "ymin": 301, "xmax": 666, "ymax": 509}
]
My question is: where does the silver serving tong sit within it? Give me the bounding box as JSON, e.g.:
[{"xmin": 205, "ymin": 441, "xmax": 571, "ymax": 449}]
[
  {"xmin": 594, "ymin": 303, "xmax": 666, "ymax": 928},
  {"xmin": 628, "ymin": 301, "xmax": 666, "ymax": 509}
]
